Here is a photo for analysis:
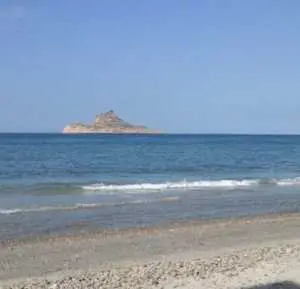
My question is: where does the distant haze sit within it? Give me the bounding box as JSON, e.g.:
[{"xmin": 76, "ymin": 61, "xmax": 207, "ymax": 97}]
[{"xmin": 1, "ymin": 1, "xmax": 300, "ymax": 133}]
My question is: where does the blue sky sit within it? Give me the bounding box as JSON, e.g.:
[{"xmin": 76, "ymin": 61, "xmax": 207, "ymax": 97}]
[{"xmin": 0, "ymin": 0, "xmax": 300, "ymax": 133}]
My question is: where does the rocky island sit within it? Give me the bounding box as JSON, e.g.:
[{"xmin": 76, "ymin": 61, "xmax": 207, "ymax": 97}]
[{"xmin": 63, "ymin": 110, "xmax": 159, "ymax": 134}]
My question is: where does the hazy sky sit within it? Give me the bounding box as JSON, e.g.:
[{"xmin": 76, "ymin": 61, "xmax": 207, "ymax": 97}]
[{"xmin": 1, "ymin": 0, "xmax": 300, "ymax": 133}]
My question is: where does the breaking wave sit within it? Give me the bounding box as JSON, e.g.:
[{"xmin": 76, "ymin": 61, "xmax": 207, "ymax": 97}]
[
  {"xmin": 0, "ymin": 196, "xmax": 179, "ymax": 215},
  {"xmin": 82, "ymin": 177, "xmax": 300, "ymax": 192},
  {"xmin": 82, "ymin": 179, "xmax": 258, "ymax": 192},
  {"xmin": 0, "ymin": 204, "xmax": 102, "ymax": 215}
]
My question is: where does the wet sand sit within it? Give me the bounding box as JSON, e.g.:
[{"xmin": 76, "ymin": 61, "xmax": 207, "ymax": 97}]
[{"xmin": 1, "ymin": 213, "xmax": 300, "ymax": 288}]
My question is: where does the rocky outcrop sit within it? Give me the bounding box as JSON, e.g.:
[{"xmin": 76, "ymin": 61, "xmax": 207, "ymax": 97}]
[{"xmin": 63, "ymin": 110, "xmax": 159, "ymax": 134}]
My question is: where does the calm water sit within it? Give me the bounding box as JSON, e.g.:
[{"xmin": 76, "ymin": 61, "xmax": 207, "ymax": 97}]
[{"xmin": 1, "ymin": 133, "xmax": 300, "ymax": 240}]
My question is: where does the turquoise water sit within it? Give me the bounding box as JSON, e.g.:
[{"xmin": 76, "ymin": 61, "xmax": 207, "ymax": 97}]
[{"xmin": 1, "ymin": 133, "xmax": 300, "ymax": 239}]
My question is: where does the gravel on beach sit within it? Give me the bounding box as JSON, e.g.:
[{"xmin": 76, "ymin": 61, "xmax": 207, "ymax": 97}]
[
  {"xmin": 1, "ymin": 244, "xmax": 298, "ymax": 289},
  {"xmin": 2, "ymin": 214, "xmax": 300, "ymax": 289}
]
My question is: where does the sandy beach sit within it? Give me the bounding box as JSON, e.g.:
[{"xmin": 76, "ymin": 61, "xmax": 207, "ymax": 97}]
[{"xmin": 1, "ymin": 213, "xmax": 300, "ymax": 288}]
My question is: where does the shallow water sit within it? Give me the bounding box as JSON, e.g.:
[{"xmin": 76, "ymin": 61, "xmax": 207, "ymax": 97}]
[{"xmin": 1, "ymin": 133, "xmax": 300, "ymax": 239}]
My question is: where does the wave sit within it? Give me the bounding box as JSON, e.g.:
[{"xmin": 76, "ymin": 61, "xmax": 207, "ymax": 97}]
[
  {"xmin": 82, "ymin": 179, "xmax": 259, "ymax": 192},
  {"xmin": 0, "ymin": 204, "xmax": 101, "ymax": 215},
  {"xmin": 276, "ymin": 178, "xmax": 300, "ymax": 186},
  {"xmin": 0, "ymin": 196, "xmax": 179, "ymax": 215},
  {"xmin": 82, "ymin": 177, "xmax": 300, "ymax": 193},
  {"xmin": 0, "ymin": 209, "xmax": 22, "ymax": 215}
]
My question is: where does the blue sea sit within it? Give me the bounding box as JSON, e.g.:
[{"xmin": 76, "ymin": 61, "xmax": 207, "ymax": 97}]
[{"xmin": 1, "ymin": 133, "xmax": 300, "ymax": 240}]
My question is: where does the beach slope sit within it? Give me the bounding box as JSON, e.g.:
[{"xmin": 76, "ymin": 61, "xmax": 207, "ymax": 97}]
[{"xmin": 1, "ymin": 214, "xmax": 300, "ymax": 288}]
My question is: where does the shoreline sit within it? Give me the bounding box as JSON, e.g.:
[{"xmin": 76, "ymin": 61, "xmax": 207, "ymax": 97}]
[
  {"xmin": 1, "ymin": 210, "xmax": 299, "ymax": 245},
  {"xmin": 1, "ymin": 212, "xmax": 300, "ymax": 288}
]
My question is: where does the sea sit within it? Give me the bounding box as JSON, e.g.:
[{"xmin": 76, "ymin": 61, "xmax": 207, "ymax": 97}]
[{"xmin": 1, "ymin": 133, "xmax": 300, "ymax": 240}]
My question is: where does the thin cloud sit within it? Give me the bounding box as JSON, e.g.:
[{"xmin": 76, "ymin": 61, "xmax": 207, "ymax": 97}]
[
  {"xmin": 0, "ymin": 2, "xmax": 28, "ymax": 33},
  {"xmin": 0, "ymin": 2, "xmax": 26, "ymax": 21},
  {"xmin": 12, "ymin": 3, "xmax": 26, "ymax": 21}
]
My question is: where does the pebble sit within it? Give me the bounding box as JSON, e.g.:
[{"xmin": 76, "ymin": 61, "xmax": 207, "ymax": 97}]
[{"xmin": 1, "ymin": 244, "xmax": 299, "ymax": 289}]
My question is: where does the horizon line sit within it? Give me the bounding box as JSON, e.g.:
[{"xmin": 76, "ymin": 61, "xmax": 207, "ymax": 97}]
[{"xmin": 1, "ymin": 132, "xmax": 300, "ymax": 136}]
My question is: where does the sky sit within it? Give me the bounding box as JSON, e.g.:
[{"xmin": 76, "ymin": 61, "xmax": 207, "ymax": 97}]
[{"xmin": 1, "ymin": 0, "xmax": 300, "ymax": 133}]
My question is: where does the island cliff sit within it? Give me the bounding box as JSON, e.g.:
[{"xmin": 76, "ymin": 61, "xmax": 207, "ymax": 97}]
[{"xmin": 63, "ymin": 110, "xmax": 160, "ymax": 134}]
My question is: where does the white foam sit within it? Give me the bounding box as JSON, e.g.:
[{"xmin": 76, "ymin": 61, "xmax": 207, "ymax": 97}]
[
  {"xmin": 83, "ymin": 177, "xmax": 300, "ymax": 193},
  {"xmin": 82, "ymin": 179, "xmax": 259, "ymax": 193},
  {"xmin": 0, "ymin": 204, "xmax": 103, "ymax": 215},
  {"xmin": 0, "ymin": 209, "xmax": 22, "ymax": 215},
  {"xmin": 0, "ymin": 197, "xmax": 180, "ymax": 215},
  {"xmin": 276, "ymin": 177, "xmax": 300, "ymax": 186}
]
